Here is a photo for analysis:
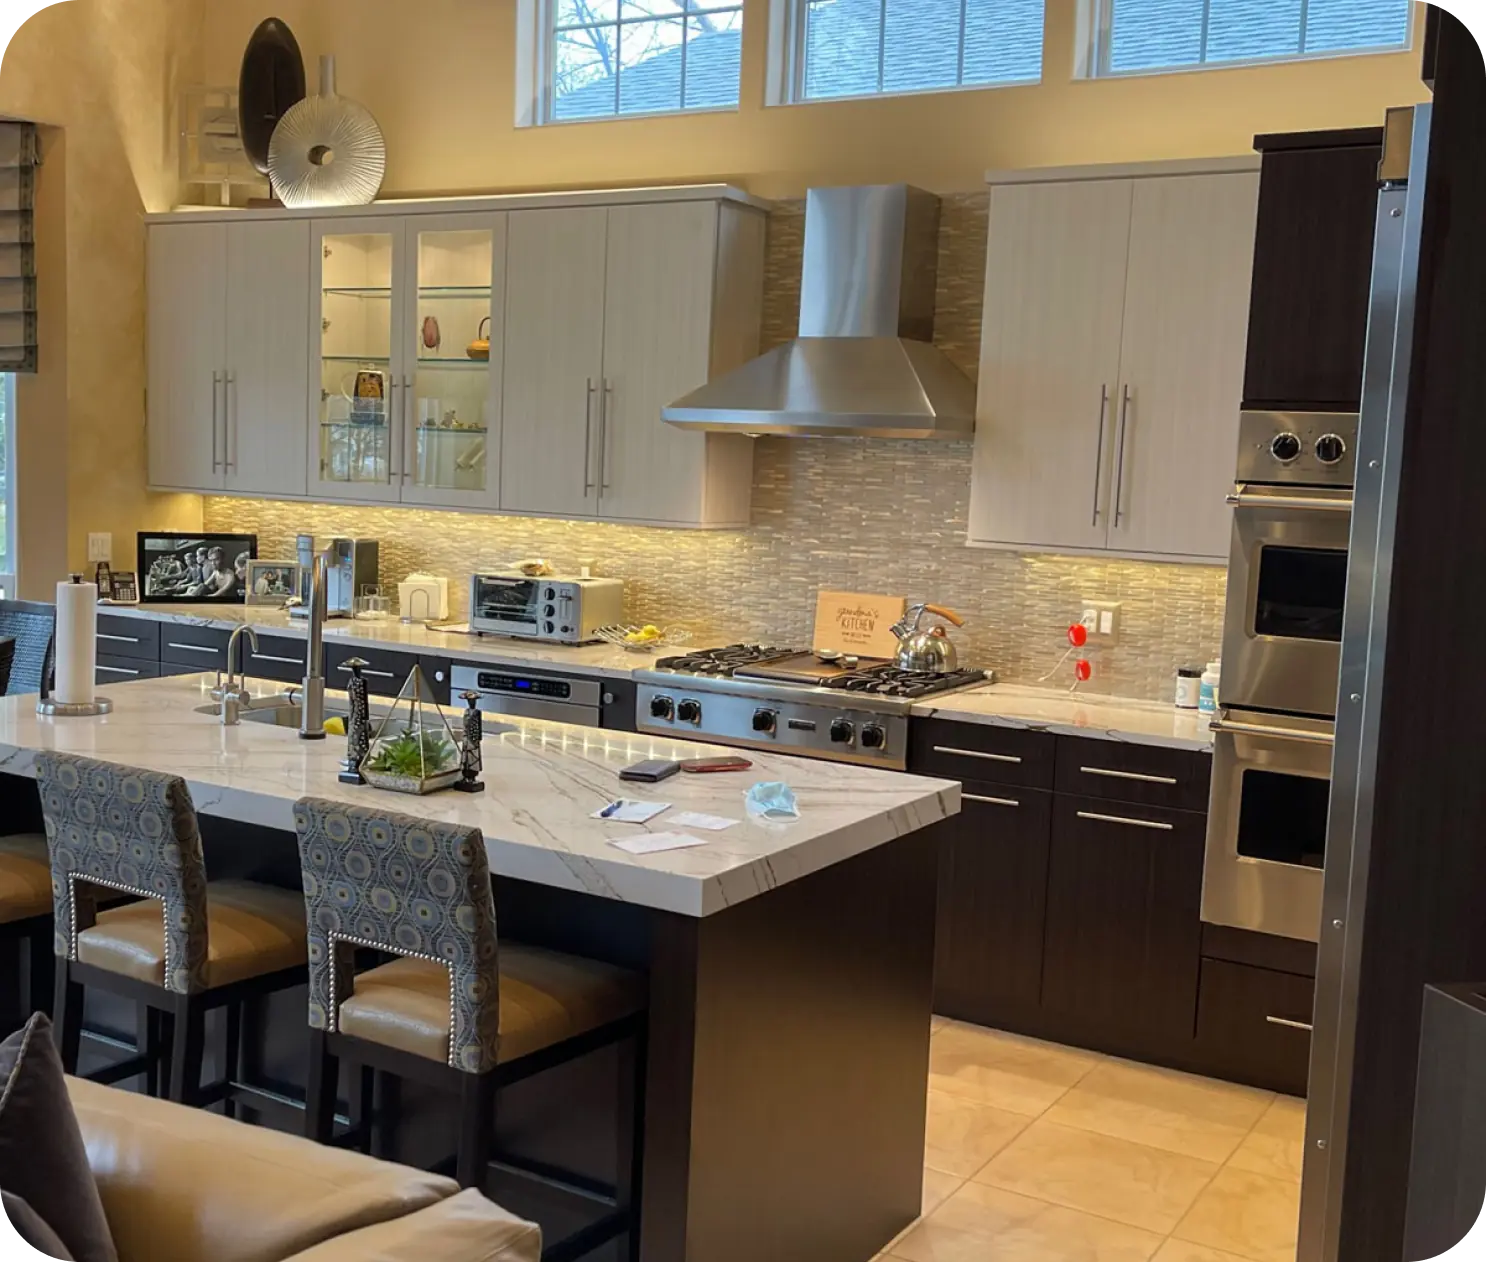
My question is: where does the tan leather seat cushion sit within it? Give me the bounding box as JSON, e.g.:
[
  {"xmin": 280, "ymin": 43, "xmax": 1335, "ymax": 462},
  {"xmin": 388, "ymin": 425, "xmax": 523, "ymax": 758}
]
[
  {"xmin": 68, "ymin": 1075, "xmax": 457, "ymax": 1262},
  {"xmin": 338, "ymin": 943, "xmax": 644, "ymax": 1067},
  {"xmin": 0, "ymin": 834, "xmax": 51, "ymax": 925},
  {"xmin": 284, "ymin": 1189, "xmax": 541, "ymax": 1262},
  {"xmin": 76, "ymin": 881, "xmax": 307, "ymax": 990}
]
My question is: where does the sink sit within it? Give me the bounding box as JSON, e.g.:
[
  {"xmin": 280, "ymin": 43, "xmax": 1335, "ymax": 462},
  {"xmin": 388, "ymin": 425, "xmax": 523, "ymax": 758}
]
[{"xmin": 193, "ymin": 701, "xmax": 348, "ymax": 729}]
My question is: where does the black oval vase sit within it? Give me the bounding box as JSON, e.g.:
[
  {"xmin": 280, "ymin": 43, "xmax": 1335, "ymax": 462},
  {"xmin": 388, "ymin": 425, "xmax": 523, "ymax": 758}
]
[{"xmin": 239, "ymin": 18, "xmax": 307, "ymax": 175}]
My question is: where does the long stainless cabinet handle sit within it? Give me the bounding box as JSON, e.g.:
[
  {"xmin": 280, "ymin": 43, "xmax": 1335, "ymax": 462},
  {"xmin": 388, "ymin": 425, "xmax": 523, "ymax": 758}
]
[
  {"xmin": 1209, "ymin": 717, "xmax": 1335, "ymax": 746},
  {"xmin": 1226, "ymin": 487, "xmax": 1352, "ymax": 513},
  {"xmin": 1077, "ymin": 810, "xmax": 1174, "ymax": 832},
  {"xmin": 1091, "ymin": 385, "xmax": 1108, "ymax": 527},
  {"xmin": 964, "ymin": 793, "xmax": 1020, "ymax": 808},
  {"xmin": 251, "ymin": 653, "xmax": 307, "ymax": 666},
  {"xmin": 1112, "ymin": 384, "xmax": 1131, "ymax": 528},
  {"xmin": 583, "ymin": 378, "xmax": 596, "ymax": 496},
  {"xmin": 211, "ymin": 371, "xmax": 222, "ymax": 471},
  {"xmin": 387, "ymin": 381, "xmax": 401, "ymax": 483},
  {"xmin": 1265, "ymin": 1016, "xmax": 1314, "ymax": 1033},
  {"xmin": 601, "ymin": 379, "xmax": 614, "ymax": 491},
  {"xmin": 932, "ymin": 745, "xmax": 1022, "ymax": 765},
  {"xmin": 97, "ymin": 665, "xmax": 142, "ymax": 676},
  {"xmin": 166, "ymin": 642, "xmax": 222, "ymax": 655},
  {"xmin": 226, "ymin": 372, "xmax": 238, "ymax": 472},
  {"xmin": 403, "ymin": 374, "xmax": 414, "ymax": 483},
  {"xmin": 336, "ymin": 664, "xmax": 396, "ymax": 679},
  {"xmin": 1080, "ymin": 765, "xmax": 1178, "ymax": 786},
  {"xmin": 98, "ymin": 633, "xmax": 142, "ymax": 644}
]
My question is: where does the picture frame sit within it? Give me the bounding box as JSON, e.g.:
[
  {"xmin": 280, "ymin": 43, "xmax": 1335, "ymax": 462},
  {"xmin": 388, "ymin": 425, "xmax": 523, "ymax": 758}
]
[
  {"xmin": 245, "ymin": 560, "xmax": 302, "ymax": 607},
  {"xmin": 101, "ymin": 571, "xmax": 139, "ymax": 605},
  {"xmin": 138, "ymin": 533, "xmax": 258, "ymax": 604}
]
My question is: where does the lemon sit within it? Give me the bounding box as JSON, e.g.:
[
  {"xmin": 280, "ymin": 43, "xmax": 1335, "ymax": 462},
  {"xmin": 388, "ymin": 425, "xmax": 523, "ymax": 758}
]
[{"xmin": 323, "ymin": 717, "xmax": 347, "ymax": 736}]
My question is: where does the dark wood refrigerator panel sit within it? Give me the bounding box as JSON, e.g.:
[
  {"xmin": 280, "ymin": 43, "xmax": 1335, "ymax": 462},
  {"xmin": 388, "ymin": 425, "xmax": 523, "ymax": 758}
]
[
  {"xmin": 1243, "ymin": 129, "xmax": 1385, "ymax": 412},
  {"xmin": 933, "ymin": 785, "xmax": 1052, "ymax": 1021},
  {"xmin": 1041, "ymin": 795, "xmax": 1205, "ymax": 1051}
]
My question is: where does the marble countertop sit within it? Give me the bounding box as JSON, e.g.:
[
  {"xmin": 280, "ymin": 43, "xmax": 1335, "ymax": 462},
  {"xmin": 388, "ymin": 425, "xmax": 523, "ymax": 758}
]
[
  {"xmin": 0, "ymin": 674, "xmax": 958, "ymax": 918},
  {"xmin": 101, "ymin": 604, "xmax": 649, "ymax": 679},
  {"xmin": 912, "ymin": 683, "xmax": 1215, "ymax": 752}
]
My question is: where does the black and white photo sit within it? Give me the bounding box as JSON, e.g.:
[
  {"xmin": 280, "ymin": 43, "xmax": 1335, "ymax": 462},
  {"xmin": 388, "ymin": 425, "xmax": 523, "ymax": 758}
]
[
  {"xmin": 138, "ymin": 533, "xmax": 258, "ymax": 604},
  {"xmin": 246, "ymin": 560, "xmax": 301, "ymax": 607}
]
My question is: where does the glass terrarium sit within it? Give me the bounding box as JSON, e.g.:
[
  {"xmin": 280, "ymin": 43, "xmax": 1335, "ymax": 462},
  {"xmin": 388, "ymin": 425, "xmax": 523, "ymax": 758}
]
[{"xmin": 359, "ymin": 666, "xmax": 462, "ymax": 795}]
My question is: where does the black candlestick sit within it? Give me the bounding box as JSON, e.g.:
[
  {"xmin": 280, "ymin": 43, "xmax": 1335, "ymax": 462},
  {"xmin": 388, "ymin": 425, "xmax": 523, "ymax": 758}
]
[
  {"xmin": 455, "ymin": 691, "xmax": 485, "ymax": 793},
  {"xmin": 339, "ymin": 659, "xmax": 371, "ymax": 785}
]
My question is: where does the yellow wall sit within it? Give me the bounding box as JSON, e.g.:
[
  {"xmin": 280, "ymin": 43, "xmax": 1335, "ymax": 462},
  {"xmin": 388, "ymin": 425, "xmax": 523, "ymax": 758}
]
[
  {"xmin": 202, "ymin": 0, "xmax": 1426, "ymax": 201},
  {"xmin": 1, "ymin": 0, "xmax": 204, "ymax": 596}
]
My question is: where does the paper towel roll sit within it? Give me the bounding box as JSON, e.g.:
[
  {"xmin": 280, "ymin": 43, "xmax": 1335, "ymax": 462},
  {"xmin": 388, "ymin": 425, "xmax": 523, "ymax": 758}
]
[{"xmin": 55, "ymin": 578, "xmax": 98, "ymax": 706}]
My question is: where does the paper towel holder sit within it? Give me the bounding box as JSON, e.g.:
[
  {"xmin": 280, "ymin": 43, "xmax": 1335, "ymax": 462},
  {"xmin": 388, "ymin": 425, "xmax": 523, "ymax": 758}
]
[{"xmin": 37, "ymin": 573, "xmax": 115, "ymax": 717}]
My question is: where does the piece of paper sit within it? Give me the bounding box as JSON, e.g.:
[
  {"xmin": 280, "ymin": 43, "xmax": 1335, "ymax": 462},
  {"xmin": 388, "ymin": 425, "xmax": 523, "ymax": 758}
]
[
  {"xmin": 590, "ymin": 799, "xmax": 670, "ymax": 824},
  {"xmin": 610, "ymin": 832, "xmax": 710, "ymax": 855},
  {"xmin": 669, "ymin": 811, "xmax": 740, "ymax": 832}
]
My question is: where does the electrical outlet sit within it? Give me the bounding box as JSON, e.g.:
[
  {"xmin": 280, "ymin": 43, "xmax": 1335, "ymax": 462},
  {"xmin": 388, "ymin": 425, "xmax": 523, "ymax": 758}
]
[
  {"xmin": 87, "ymin": 532, "xmax": 112, "ymax": 563},
  {"xmin": 1080, "ymin": 601, "xmax": 1123, "ymax": 644}
]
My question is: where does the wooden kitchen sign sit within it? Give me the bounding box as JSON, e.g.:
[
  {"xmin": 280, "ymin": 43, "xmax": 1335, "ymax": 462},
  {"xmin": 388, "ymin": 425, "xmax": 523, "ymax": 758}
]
[{"xmin": 812, "ymin": 591, "xmax": 907, "ymax": 659}]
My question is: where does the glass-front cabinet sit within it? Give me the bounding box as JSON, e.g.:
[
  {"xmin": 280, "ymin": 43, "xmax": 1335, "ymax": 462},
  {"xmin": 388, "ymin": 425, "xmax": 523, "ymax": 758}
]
[{"xmin": 308, "ymin": 213, "xmax": 504, "ymax": 509}]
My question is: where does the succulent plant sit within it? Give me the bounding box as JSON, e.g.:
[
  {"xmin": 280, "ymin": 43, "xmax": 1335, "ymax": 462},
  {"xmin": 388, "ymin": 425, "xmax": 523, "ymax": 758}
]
[{"xmin": 363, "ymin": 726, "xmax": 458, "ymax": 778}]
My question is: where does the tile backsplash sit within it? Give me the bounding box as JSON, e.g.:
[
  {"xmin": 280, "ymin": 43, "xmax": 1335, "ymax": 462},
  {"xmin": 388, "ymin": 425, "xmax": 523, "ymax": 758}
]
[{"xmin": 204, "ymin": 193, "xmax": 1227, "ymax": 701}]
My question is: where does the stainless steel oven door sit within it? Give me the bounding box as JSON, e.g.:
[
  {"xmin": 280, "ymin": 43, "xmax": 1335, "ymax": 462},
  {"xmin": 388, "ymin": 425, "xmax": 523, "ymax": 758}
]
[
  {"xmin": 1203, "ymin": 708, "xmax": 1335, "ymax": 944},
  {"xmin": 1219, "ymin": 485, "xmax": 1353, "ymax": 717},
  {"xmin": 470, "ymin": 575, "xmax": 540, "ymax": 636}
]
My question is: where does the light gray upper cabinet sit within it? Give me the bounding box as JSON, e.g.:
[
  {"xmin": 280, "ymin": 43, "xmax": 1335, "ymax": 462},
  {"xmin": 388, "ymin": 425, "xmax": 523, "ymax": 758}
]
[
  {"xmin": 970, "ymin": 166, "xmax": 1260, "ymax": 563},
  {"xmin": 147, "ymin": 219, "xmax": 309, "ymax": 498}
]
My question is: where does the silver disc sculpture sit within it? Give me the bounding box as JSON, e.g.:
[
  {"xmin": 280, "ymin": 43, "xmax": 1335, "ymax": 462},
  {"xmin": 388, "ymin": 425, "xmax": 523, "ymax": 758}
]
[{"xmin": 268, "ymin": 55, "xmax": 386, "ymax": 208}]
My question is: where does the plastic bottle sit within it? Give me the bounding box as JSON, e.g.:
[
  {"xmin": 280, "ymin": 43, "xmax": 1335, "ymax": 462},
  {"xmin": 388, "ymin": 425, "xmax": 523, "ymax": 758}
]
[{"xmin": 1198, "ymin": 661, "xmax": 1221, "ymax": 715}]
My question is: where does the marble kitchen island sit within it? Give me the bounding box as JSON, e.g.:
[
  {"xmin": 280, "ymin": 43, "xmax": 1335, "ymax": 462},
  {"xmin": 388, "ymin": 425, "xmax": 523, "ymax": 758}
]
[{"xmin": 0, "ymin": 674, "xmax": 959, "ymax": 1262}]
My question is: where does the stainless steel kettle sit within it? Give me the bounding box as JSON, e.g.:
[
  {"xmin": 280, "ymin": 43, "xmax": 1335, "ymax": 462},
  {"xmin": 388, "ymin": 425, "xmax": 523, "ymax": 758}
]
[{"xmin": 892, "ymin": 603, "xmax": 966, "ymax": 673}]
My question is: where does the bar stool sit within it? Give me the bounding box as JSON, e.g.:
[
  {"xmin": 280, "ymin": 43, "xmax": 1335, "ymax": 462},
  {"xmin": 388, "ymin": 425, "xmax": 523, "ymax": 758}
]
[
  {"xmin": 293, "ymin": 797, "xmax": 647, "ymax": 1262},
  {"xmin": 0, "ymin": 833, "xmax": 53, "ymax": 1033},
  {"xmin": 37, "ymin": 751, "xmax": 309, "ymax": 1106}
]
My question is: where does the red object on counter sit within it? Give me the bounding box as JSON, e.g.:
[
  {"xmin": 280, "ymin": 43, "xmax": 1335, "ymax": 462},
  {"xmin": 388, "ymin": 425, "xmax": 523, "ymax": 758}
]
[
  {"xmin": 1067, "ymin": 623, "xmax": 1089, "ymax": 648},
  {"xmin": 1075, "ymin": 659, "xmax": 1093, "ymax": 682}
]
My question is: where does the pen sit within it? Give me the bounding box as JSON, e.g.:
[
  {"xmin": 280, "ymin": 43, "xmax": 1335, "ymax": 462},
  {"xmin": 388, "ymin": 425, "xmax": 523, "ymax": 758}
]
[{"xmin": 600, "ymin": 799, "xmax": 625, "ymax": 819}]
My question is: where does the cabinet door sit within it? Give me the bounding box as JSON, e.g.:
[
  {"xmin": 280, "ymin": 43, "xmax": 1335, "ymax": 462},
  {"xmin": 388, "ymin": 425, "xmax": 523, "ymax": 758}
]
[
  {"xmin": 597, "ymin": 202, "xmax": 718, "ymax": 525},
  {"xmin": 499, "ymin": 209, "xmax": 608, "ymax": 517},
  {"xmin": 969, "ymin": 180, "xmax": 1133, "ymax": 552},
  {"xmin": 307, "ymin": 218, "xmax": 406, "ymax": 504},
  {"xmin": 934, "ymin": 785, "xmax": 1053, "ymax": 1022},
  {"xmin": 147, "ymin": 223, "xmax": 227, "ymax": 491},
  {"xmin": 402, "ymin": 213, "xmax": 505, "ymax": 511},
  {"xmin": 224, "ymin": 218, "xmax": 310, "ymax": 498},
  {"xmin": 1109, "ymin": 173, "xmax": 1258, "ymax": 561},
  {"xmin": 1041, "ymin": 794, "xmax": 1205, "ymax": 1049}
]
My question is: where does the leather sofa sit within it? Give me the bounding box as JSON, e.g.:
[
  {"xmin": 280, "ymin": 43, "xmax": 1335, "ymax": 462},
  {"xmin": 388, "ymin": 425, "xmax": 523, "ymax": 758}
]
[{"xmin": 65, "ymin": 1076, "xmax": 541, "ymax": 1262}]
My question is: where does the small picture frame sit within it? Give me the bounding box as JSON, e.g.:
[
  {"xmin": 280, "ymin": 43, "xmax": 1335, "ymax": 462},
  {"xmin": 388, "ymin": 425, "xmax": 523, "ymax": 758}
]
[
  {"xmin": 102, "ymin": 572, "xmax": 139, "ymax": 605},
  {"xmin": 246, "ymin": 560, "xmax": 302, "ymax": 607}
]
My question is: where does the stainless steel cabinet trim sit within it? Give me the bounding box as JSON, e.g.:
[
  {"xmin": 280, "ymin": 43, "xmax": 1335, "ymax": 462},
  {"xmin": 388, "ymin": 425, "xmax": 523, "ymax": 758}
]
[
  {"xmin": 98, "ymin": 633, "xmax": 143, "ymax": 645},
  {"xmin": 601, "ymin": 378, "xmax": 615, "ymax": 491},
  {"xmin": 1266, "ymin": 1015, "xmax": 1315, "ymax": 1032},
  {"xmin": 1091, "ymin": 384, "xmax": 1109, "ymax": 527},
  {"xmin": 225, "ymin": 371, "xmax": 238, "ymax": 471},
  {"xmin": 387, "ymin": 380, "xmax": 402, "ymax": 482},
  {"xmin": 1076, "ymin": 809, "xmax": 1175, "ymax": 832},
  {"xmin": 97, "ymin": 664, "xmax": 144, "ymax": 676},
  {"xmin": 250, "ymin": 653, "xmax": 306, "ymax": 667},
  {"xmin": 165, "ymin": 642, "xmax": 221, "ymax": 656},
  {"xmin": 933, "ymin": 745, "xmax": 1022, "ymax": 765},
  {"xmin": 583, "ymin": 377, "xmax": 597, "ymax": 495},
  {"xmin": 211, "ymin": 370, "xmax": 222, "ymax": 471},
  {"xmin": 335, "ymin": 664, "xmax": 397, "ymax": 679},
  {"xmin": 1210, "ymin": 716, "xmax": 1336, "ymax": 745},
  {"xmin": 1226, "ymin": 486, "xmax": 1353, "ymax": 513},
  {"xmin": 964, "ymin": 793, "xmax": 1021, "ymax": 807},
  {"xmin": 1079, "ymin": 765, "xmax": 1178, "ymax": 785},
  {"xmin": 1113, "ymin": 384, "xmax": 1131, "ymax": 527}
]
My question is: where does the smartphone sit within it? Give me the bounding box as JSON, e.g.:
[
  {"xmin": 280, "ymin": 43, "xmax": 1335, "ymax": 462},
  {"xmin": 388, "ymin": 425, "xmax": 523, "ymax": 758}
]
[
  {"xmin": 619, "ymin": 759, "xmax": 682, "ymax": 783},
  {"xmin": 680, "ymin": 756, "xmax": 754, "ymax": 774}
]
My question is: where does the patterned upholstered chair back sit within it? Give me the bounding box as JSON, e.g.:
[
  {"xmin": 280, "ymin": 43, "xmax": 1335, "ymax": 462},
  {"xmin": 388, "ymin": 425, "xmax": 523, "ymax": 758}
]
[
  {"xmin": 292, "ymin": 798, "xmax": 501, "ymax": 1074},
  {"xmin": 0, "ymin": 600, "xmax": 55, "ymax": 697},
  {"xmin": 36, "ymin": 751, "xmax": 210, "ymax": 994}
]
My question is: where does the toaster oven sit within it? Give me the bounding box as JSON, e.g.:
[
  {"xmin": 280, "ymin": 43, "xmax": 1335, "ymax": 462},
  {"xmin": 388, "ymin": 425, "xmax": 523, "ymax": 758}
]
[{"xmin": 469, "ymin": 573, "xmax": 624, "ymax": 644}]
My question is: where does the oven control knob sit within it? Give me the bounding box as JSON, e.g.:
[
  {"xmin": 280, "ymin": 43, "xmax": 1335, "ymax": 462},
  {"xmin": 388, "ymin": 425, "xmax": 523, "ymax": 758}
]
[
  {"xmin": 829, "ymin": 719, "xmax": 855, "ymax": 744},
  {"xmin": 859, "ymin": 724, "xmax": 886, "ymax": 750},
  {"xmin": 544, "ymin": 587, "xmax": 556, "ymax": 600},
  {"xmin": 1270, "ymin": 432, "xmax": 1302, "ymax": 463},
  {"xmin": 677, "ymin": 699, "xmax": 702, "ymax": 724},
  {"xmin": 752, "ymin": 708, "xmax": 777, "ymax": 734},
  {"xmin": 650, "ymin": 695, "xmax": 674, "ymax": 720},
  {"xmin": 544, "ymin": 621, "xmax": 556, "ymax": 635},
  {"xmin": 544, "ymin": 604, "xmax": 556, "ymax": 617},
  {"xmin": 1315, "ymin": 433, "xmax": 1347, "ymax": 465}
]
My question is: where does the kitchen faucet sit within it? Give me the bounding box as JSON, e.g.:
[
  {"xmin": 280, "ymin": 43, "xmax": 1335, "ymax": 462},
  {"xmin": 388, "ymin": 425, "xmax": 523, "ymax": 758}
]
[
  {"xmin": 213, "ymin": 624, "xmax": 260, "ymax": 725},
  {"xmin": 300, "ymin": 548, "xmax": 330, "ymax": 741}
]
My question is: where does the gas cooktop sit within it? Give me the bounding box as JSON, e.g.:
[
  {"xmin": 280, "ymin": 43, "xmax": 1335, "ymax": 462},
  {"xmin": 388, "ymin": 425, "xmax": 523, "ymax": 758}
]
[{"xmin": 635, "ymin": 645, "xmax": 992, "ymax": 769}]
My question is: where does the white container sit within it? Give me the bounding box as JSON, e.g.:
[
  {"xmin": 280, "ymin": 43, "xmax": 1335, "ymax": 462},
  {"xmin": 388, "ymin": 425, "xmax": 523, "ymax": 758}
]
[
  {"xmin": 1175, "ymin": 667, "xmax": 1203, "ymax": 710},
  {"xmin": 398, "ymin": 574, "xmax": 449, "ymax": 622},
  {"xmin": 1198, "ymin": 661, "xmax": 1221, "ymax": 715}
]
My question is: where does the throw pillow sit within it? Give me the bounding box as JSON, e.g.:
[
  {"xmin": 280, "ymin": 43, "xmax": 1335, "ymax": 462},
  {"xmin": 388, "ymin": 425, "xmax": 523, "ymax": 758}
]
[
  {"xmin": 3, "ymin": 1190, "xmax": 74, "ymax": 1260},
  {"xmin": 0, "ymin": 1014, "xmax": 117, "ymax": 1262}
]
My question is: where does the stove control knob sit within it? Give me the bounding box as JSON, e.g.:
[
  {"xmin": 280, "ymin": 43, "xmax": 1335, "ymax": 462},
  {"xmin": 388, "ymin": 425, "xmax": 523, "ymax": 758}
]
[
  {"xmin": 1315, "ymin": 433, "xmax": 1347, "ymax": 465},
  {"xmin": 544, "ymin": 587, "xmax": 556, "ymax": 601},
  {"xmin": 544, "ymin": 604, "xmax": 557, "ymax": 617},
  {"xmin": 752, "ymin": 708, "xmax": 777, "ymax": 734},
  {"xmin": 544, "ymin": 621, "xmax": 556, "ymax": 635},
  {"xmin": 859, "ymin": 723, "xmax": 886, "ymax": 750},
  {"xmin": 1270, "ymin": 432, "xmax": 1302, "ymax": 463},
  {"xmin": 677, "ymin": 699, "xmax": 702, "ymax": 724},
  {"xmin": 650, "ymin": 695, "xmax": 675, "ymax": 720},
  {"xmin": 829, "ymin": 719, "xmax": 855, "ymax": 744}
]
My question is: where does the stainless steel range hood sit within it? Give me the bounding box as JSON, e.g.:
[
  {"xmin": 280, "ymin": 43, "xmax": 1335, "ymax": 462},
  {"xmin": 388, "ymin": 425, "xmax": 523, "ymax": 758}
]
[{"xmin": 663, "ymin": 184, "xmax": 978, "ymax": 439}]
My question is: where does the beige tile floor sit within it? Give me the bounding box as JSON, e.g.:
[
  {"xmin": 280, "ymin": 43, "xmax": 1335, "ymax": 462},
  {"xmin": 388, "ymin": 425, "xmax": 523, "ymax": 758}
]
[{"xmin": 877, "ymin": 1018, "xmax": 1306, "ymax": 1262}]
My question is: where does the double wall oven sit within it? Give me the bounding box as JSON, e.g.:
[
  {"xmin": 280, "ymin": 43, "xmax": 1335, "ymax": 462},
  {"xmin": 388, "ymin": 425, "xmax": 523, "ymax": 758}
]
[{"xmin": 1203, "ymin": 410, "xmax": 1356, "ymax": 944}]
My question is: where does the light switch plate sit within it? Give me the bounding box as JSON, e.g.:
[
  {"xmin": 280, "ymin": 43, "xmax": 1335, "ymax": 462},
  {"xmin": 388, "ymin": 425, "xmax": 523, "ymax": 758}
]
[{"xmin": 87, "ymin": 532, "xmax": 113, "ymax": 563}]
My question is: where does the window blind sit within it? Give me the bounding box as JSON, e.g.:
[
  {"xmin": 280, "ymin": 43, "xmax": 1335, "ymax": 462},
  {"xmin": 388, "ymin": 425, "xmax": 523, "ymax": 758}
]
[{"xmin": 0, "ymin": 123, "xmax": 36, "ymax": 373}]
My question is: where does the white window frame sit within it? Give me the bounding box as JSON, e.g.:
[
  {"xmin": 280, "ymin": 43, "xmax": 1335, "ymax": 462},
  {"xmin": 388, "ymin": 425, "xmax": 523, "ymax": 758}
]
[
  {"xmin": 516, "ymin": 0, "xmax": 744, "ymax": 128},
  {"xmin": 766, "ymin": 0, "xmax": 1045, "ymax": 107},
  {"xmin": 0, "ymin": 373, "xmax": 15, "ymax": 599},
  {"xmin": 1078, "ymin": 0, "xmax": 1415, "ymax": 79}
]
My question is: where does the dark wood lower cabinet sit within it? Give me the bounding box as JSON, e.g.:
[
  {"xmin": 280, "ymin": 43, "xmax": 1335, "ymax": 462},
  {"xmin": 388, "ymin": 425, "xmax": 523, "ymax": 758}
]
[
  {"xmin": 1194, "ymin": 957, "xmax": 1313, "ymax": 1096},
  {"xmin": 934, "ymin": 784, "xmax": 1051, "ymax": 1022},
  {"xmin": 1041, "ymin": 795, "xmax": 1205, "ymax": 1054}
]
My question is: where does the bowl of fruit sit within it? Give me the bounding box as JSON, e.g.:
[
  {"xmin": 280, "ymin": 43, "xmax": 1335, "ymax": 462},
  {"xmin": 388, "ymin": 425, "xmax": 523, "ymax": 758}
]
[{"xmin": 595, "ymin": 624, "xmax": 691, "ymax": 653}]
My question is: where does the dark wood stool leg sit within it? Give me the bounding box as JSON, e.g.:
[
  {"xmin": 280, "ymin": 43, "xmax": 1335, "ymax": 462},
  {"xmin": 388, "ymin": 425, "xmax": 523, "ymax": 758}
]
[
  {"xmin": 139, "ymin": 1004, "xmax": 161, "ymax": 1096},
  {"xmin": 52, "ymin": 961, "xmax": 83, "ymax": 1073},
  {"xmin": 221, "ymin": 1003, "xmax": 242, "ymax": 1119},
  {"xmin": 455, "ymin": 1072, "xmax": 497, "ymax": 1191},
  {"xmin": 347, "ymin": 1062, "xmax": 374, "ymax": 1154},
  {"xmin": 304, "ymin": 1029, "xmax": 338, "ymax": 1144},
  {"xmin": 26, "ymin": 933, "xmax": 52, "ymax": 1021},
  {"xmin": 620, "ymin": 1022, "xmax": 648, "ymax": 1262},
  {"xmin": 373, "ymin": 1070, "xmax": 400, "ymax": 1160},
  {"xmin": 168, "ymin": 997, "xmax": 205, "ymax": 1106}
]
